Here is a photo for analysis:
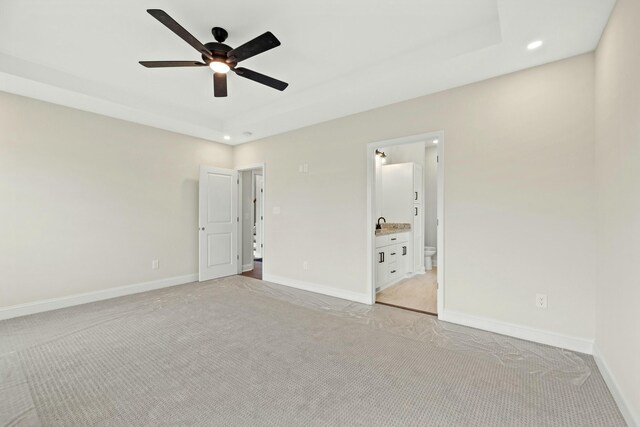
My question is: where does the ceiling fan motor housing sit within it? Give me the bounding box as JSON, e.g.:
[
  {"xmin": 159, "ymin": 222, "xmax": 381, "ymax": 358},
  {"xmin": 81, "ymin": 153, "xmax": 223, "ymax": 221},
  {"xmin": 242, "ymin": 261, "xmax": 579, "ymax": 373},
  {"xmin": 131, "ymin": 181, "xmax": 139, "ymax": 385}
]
[{"xmin": 203, "ymin": 42, "xmax": 235, "ymax": 66}]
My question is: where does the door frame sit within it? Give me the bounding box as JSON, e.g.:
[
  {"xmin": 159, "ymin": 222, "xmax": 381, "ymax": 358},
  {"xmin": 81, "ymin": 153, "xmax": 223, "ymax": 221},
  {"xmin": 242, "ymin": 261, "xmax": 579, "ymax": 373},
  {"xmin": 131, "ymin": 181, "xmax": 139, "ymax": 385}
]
[
  {"xmin": 366, "ymin": 131, "xmax": 445, "ymax": 316},
  {"xmin": 254, "ymin": 173, "xmax": 264, "ymax": 259},
  {"xmin": 236, "ymin": 163, "xmax": 266, "ymax": 276}
]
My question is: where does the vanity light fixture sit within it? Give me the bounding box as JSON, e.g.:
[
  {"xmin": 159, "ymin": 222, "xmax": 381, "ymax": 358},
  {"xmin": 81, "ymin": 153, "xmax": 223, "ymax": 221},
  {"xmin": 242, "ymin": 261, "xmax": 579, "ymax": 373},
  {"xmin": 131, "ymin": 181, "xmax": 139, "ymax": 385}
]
[{"xmin": 375, "ymin": 149, "xmax": 387, "ymax": 158}]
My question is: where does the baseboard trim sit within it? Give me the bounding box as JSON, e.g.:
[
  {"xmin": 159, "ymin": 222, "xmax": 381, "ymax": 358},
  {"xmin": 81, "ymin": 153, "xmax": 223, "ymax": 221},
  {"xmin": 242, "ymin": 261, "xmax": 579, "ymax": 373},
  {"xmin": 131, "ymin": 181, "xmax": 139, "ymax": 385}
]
[
  {"xmin": 439, "ymin": 309, "xmax": 594, "ymax": 354},
  {"xmin": 263, "ymin": 274, "xmax": 371, "ymax": 305},
  {"xmin": 242, "ymin": 263, "xmax": 254, "ymax": 272},
  {"xmin": 0, "ymin": 273, "xmax": 199, "ymax": 321},
  {"xmin": 593, "ymin": 344, "xmax": 639, "ymax": 427}
]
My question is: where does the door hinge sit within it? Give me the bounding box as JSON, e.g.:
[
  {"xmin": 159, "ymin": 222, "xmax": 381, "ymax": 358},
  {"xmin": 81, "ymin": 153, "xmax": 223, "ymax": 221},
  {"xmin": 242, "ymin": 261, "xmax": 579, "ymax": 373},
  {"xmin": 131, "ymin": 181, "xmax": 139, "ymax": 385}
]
[
  {"xmin": 237, "ymin": 179, "xmax": 239, "ymax": 184},
  {"xmin": 261, "ymin": 216, "xmax": 263, "ymax": 220},
  {"xmin": 237, "ymin": 254, "xmax": 239, "ymax": 260},
  {"xmin": 261, "ymin": 243, "xmax": 263, "ymax": 248},
  {"xmin": 261, "ymin": 189, "xmax": 263, "ymax": 193},
  {"xmin": 237, "ymin": 217, "xmax": 239, "ymax": 222},
  {"xmin": 437, "ymin": 155, "xmax": 439, "ymax": 163}
]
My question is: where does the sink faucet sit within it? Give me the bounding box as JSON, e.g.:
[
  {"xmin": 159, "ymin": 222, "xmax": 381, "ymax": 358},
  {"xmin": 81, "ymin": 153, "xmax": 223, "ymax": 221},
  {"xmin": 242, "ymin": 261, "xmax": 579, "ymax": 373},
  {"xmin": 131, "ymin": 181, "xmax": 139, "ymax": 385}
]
[{"xmin": 376, "ymin": 217, "xmax": 386, "ymax": 230}]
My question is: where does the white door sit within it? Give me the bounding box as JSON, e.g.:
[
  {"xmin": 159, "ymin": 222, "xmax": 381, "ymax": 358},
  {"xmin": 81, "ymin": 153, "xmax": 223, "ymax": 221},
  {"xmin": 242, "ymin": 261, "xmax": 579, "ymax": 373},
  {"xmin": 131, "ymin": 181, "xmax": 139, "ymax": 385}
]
[
  {"xmin": 255, "ymin": 174, "xmax": 264, "ymax": 259},
  {"xmin": 199, "ymin": 166, "xmax": 239, "ymax": 281}
]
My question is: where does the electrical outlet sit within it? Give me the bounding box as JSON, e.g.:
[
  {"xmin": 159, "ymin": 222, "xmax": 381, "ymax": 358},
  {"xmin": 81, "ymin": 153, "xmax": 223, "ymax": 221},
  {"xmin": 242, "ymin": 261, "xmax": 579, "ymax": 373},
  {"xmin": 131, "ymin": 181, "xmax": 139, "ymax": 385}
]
[
  {"xmin": 303, "ymin": 261, "xmax": 309, "ymax": 270},
  {"xmin": 152, "ymin": 259, "xmax": 159, "ymax": 270},
  {"xmin": 536, "ymin": 293, "xmax": 547, "ymax": 309}
]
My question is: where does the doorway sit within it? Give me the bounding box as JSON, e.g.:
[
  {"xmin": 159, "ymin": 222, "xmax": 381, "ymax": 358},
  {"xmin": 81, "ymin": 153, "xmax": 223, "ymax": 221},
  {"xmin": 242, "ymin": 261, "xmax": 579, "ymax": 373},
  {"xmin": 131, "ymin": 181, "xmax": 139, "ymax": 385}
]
[
  {"xmin": 239, "ymin": 166, "xmax": 265, "ymax": 280},
  {"xmin": 366, "ymin": 132, "xmax": 444, "ymax": 316}
]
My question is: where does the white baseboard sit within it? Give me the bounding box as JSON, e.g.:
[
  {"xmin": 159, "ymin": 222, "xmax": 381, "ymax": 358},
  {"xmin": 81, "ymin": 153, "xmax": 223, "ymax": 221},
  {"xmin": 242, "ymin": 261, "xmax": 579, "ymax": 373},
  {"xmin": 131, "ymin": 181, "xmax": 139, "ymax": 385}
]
[
  {"xmin": 439, "ymin": 309, "xmax": 594, "ymax": 354},
  {"xmin": 593, "ymin": 344, "xmax": 639, "ymax": 427},
  {"xmin": 263, "ymin": 274, "xmax": 371, "ymax": 305},
  {"xmin": 0, "ymin": 273, "xmax": 199, "ymax": 321},
  {"xmin": 242, "ymin": 263, "xmax": 254, "ymax": 272}
]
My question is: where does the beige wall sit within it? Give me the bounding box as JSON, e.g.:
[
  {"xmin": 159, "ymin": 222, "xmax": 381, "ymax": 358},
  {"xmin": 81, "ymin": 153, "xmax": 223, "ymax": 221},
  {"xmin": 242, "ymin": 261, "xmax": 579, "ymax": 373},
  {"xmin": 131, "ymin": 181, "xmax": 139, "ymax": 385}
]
[
  {"xmin": 0, "ymin": 92, "xmax": 232, "ymax": 307},
  {"xmin": 595, "ymin": 0, "xmax": 640, "ymax": 422},
  {"xmin": 234, "ymin": 54, "xmax": 597, "ymax": 341}
]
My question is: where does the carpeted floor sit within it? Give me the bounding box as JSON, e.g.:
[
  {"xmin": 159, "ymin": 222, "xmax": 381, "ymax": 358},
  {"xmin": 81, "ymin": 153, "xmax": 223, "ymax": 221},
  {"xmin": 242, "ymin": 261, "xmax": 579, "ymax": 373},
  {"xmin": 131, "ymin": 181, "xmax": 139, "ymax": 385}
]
[{"xmin": 0, "ymin": 276, "xmax": 626, "ymax": 426}]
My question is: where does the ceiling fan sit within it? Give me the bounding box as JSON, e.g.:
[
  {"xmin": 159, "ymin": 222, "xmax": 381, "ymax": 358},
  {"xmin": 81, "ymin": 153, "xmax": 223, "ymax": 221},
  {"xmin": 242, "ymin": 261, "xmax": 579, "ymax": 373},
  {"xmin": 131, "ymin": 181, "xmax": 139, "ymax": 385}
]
[{"xmin": 139, "ymin": 9, "xmax": 288, "ymax": 97}]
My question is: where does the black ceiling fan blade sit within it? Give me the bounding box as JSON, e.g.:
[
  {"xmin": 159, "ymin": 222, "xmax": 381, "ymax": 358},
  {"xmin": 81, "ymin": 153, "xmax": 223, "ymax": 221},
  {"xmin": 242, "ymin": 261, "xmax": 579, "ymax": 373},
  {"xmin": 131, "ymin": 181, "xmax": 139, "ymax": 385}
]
[
  {"xmin": 234, "ymin": 67, "xmax": 288, "ymax": 91},
  {"xmin": 139, "ymin": 61, "xmax": 207, "ymax": 68},
  {"xmin": 213, "ymin": 73, "xmax": 228, "ymax": 97},
  {"xmin": 227, "ymin": 32, "xmax": 281, "ymax": 63},
  {"xmin": 147, "ymin": 9, "xmax": 213, "ymax": 60}
]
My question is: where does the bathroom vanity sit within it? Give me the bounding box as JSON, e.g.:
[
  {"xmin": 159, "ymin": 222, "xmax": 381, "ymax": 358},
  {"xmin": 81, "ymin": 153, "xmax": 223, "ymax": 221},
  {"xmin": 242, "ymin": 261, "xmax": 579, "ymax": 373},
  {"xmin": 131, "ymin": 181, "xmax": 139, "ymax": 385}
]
[{"xmin": 375, "ymin": 226, "xmax": 412, "ymax": 291}]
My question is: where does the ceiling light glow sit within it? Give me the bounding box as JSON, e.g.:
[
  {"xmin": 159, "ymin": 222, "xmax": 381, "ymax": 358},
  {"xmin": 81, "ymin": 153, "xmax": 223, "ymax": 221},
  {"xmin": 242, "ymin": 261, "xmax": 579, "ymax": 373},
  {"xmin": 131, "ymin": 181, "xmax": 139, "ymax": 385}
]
[
  {"xmin": 210, "ymin": 61, "xmax": 230, "ymax": 73},
  {"xmin": 527, "ymin": 40, "xmax": 543, "ymax": 50},
  {"xmin": 223, "ymin": 135, "xmax": 231, "ymax": 140},
  {"xmin": 433, "ymin": 139, "xmax": 439, "ymax": 144}
]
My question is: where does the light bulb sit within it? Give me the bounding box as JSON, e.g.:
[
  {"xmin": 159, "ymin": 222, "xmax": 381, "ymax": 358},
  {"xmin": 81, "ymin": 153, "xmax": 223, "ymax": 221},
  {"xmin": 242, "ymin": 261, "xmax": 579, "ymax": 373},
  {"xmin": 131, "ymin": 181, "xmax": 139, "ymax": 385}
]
[{"xmin": 209, "ymin": 61, "xmax": 230, "ymax": 73}]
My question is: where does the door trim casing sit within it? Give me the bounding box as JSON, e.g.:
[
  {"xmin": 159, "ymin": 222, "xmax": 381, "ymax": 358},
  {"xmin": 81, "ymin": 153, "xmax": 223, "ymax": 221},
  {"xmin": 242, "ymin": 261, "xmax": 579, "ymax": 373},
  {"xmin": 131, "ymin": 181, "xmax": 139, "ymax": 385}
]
[
  {"xmin": 236, "ymin": 163, "xmax": 267, "ymax": 277},
  {"xmin": 366, "ymin": 131, "xmax": 444, "ymax": 316}
]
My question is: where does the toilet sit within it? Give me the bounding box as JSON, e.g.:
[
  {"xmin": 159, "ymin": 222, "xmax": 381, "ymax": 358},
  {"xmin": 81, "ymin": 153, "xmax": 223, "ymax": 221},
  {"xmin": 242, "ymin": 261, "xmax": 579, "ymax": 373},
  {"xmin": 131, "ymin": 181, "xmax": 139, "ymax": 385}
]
[{"xmin": 424, "ymin": 247, "xmax": 436, "ymax": 270}]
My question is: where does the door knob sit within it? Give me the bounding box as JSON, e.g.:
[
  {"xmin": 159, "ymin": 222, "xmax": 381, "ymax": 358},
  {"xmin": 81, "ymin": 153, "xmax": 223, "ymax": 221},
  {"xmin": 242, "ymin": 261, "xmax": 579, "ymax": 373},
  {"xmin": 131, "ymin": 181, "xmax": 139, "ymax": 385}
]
[{"xmin": 200, "ymin": 227, "xmax": 205, "ymax": 231}]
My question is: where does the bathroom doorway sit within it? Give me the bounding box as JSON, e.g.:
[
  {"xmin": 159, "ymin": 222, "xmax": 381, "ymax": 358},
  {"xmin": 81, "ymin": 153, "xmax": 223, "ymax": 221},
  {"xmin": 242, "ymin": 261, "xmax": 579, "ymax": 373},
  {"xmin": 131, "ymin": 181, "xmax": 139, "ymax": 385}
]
[
  {"xmin": 238, "ymin": 165, "xmax": 265, "ymax": 280},
  {"xmin": 367, "ymin": 132, "xmax": 444, "ymax": 315}
]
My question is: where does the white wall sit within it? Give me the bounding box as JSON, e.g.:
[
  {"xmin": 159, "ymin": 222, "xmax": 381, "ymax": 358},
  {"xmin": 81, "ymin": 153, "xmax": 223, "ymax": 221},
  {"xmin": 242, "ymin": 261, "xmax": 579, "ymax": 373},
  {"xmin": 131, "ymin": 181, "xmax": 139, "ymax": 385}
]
[
  {"xmin": 234, "ymin": 53, "xmax": 597, "ymax": 342},
  {"xmin": 594, "ymin": 0, "xmax": 640, "ymax": 422},
  {"xmin": 0, "ymin": 92, "xmax": 232, "ymax": 308}
]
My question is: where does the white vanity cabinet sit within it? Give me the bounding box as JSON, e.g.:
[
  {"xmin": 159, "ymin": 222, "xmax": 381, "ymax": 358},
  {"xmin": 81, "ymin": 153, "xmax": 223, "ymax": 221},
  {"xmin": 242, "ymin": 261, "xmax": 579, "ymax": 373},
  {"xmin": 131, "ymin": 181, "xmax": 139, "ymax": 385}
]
[
  {"xmin": 381, "ymin": 163, "xmax": 424, "ymax": 273},
  {"xmin": 375, "ymin": 232, "xmax": 411, "ymax": 290}
]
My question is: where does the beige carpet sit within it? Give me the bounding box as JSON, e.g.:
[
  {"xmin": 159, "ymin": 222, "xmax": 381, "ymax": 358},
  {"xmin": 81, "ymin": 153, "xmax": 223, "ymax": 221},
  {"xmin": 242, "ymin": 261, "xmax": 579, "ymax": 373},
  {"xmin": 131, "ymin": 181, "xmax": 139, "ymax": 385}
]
[{"xmin": 0, "ymin": 276, "xmax": 626, "ymax": 426}]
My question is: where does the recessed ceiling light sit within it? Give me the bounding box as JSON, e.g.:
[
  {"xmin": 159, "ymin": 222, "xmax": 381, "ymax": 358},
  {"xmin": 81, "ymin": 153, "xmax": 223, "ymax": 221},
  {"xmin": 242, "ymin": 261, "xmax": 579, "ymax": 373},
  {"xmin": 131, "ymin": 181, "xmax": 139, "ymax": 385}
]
[
  {"xmin": 527, "ymin": 40, "xmax": 543, "ymax": 50},
  {"xmin": 223, "ymin": 135, "xmax": 231, "ymax": 140}
]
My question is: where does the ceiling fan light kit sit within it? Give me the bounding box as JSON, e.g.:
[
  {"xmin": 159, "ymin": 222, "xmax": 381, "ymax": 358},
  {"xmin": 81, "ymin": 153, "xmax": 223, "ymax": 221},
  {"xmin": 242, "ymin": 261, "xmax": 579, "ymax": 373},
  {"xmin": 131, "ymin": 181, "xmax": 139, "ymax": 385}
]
[{"xmin": 139, "ymin": 9, "xmax": 288, "ymax": 97}]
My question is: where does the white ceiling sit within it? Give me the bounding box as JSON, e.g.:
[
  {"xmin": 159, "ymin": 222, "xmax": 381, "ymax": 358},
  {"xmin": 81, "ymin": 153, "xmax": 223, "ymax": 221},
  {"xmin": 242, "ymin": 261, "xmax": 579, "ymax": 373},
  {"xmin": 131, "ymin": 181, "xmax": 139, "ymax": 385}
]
[{"xmin": 0, "ymin": 0, "xmax": 615, "ymax": 145}]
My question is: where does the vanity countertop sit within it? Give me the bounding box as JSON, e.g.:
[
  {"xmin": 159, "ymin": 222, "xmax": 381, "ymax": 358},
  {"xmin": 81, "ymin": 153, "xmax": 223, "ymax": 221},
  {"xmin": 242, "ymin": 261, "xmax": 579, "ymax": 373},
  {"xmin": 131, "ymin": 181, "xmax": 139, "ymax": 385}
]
[{"xmin": 375, "ymin": 223, "xmax": 411, "ymax": 236}]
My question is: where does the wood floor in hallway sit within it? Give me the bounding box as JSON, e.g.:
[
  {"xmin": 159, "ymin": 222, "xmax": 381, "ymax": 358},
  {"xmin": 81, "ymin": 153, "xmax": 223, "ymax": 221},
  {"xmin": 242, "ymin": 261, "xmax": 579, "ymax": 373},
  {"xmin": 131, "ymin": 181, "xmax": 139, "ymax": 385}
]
[
  {"xmin": 241, "ymin": 260, "xmax": 262, "ymax": 280},
  {"xmin": 376, "ymin": 268, "xmax": 437, "ymax": 314}
]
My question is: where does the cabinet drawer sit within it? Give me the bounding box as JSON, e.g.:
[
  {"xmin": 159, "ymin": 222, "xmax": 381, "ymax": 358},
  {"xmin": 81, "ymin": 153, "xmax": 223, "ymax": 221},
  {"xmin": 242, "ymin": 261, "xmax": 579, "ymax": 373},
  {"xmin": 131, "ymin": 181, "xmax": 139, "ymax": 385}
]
[
  {"xmin": 387, "ymin": 245, "xmax": 399, "ymax": 262},
  {"xmin": 389, "ymin": 232, "xmax": 410, "ymax": 244},
  {"xmin": 388, "ymin": 262, "xmax": 400, "ymax": 280},
  {"xmin": 376, "ymin": 232, "xmax": 410, "ymax": 248}
]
